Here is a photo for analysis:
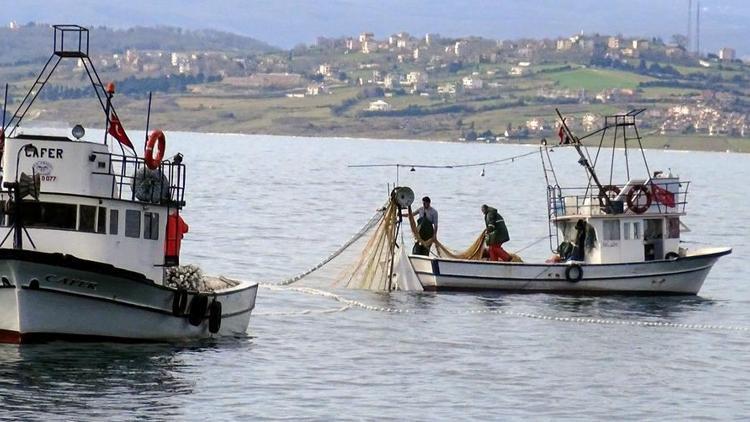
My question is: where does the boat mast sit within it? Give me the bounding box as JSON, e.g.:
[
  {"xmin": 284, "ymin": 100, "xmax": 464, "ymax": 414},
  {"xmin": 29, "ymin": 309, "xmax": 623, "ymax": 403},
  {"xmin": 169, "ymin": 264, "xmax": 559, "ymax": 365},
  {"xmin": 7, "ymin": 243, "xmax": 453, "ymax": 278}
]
[{"xmin": 555, "ymin": 108, "xmax": 612, "ymax": 210}]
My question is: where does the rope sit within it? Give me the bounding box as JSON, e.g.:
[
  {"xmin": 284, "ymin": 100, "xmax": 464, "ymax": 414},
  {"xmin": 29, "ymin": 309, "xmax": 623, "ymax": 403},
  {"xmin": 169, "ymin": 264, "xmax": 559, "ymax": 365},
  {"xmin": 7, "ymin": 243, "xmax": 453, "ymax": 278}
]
[
  {"xmin": 348, "ymin": 149, "xmax": 542, "ymax": 170},
  {"xmin": 266, "ymin": 207, "xmax": 385, "ymax": 286},
  {"xmin": 260, "ymin": 285, "xmax": 750, "ymax": 333},
  {"xmin": 512, "ymin": 235, "xmax": 549, "ymax": 254}
]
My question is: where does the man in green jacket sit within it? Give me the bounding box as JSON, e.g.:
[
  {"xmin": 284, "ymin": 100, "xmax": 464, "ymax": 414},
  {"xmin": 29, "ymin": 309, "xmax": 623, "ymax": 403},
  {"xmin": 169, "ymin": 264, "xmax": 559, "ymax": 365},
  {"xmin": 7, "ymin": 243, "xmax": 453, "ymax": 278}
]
[{"xmin": 481, "ymin": 204, "xmax": 511, "ymax": 261}]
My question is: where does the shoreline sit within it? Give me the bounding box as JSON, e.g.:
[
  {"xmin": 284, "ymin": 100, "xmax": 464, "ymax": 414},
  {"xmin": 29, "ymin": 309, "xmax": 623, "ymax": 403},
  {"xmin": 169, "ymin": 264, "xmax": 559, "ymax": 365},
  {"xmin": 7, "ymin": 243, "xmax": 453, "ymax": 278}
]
[{"xmin": 25, "ymin": 122, "xmax": 749, "ymax": 154}]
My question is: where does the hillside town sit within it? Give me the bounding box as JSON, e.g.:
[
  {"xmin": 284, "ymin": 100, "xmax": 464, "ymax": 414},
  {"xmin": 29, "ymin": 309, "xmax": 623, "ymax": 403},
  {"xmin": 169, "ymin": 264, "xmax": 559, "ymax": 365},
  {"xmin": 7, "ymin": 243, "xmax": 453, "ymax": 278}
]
[{"xmin": 2, "ymin": 22, "xmax": 750, "ymax": 144}]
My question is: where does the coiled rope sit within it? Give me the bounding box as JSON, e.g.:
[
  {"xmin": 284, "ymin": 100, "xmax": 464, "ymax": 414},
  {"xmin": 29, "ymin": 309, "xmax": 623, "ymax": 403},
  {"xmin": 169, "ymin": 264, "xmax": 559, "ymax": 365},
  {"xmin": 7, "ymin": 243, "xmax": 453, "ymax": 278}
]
[
  {"xmin": 260, "ymin": 285, "xmax": 750, "ymax": 332},
  {"xmin": 267, "ymin": 207, "xmax": 385, "ymax": 286}
]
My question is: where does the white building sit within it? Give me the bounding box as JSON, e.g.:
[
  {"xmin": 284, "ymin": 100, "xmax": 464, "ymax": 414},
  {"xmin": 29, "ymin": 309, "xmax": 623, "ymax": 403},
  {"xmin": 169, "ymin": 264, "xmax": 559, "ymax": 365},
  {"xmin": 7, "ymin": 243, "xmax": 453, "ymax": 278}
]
[
  {"xmin": 406, "ymin": 71, "xmax": 428, "ymax": 87},
  {"xmin": 306, "ymin": 84, "xmax": 328, "ymax": 96},
  {"xmin": 362, "ymin": 41, "xmax": 378, "ymax": 54},
  {"xmin": 454, "ymin": 40, "xmax": 471, "ymax": 57},
  {"xmin": 719, "ymin": 47, "xmax": 736, "ymax": 61},
  {"xmin": 368, "ymin": 100, "xmax": 392, "ymax": 111},
  {"xmin": 462, "ymin": 76, "xmax": 484, "ymax": 90},
  {"xmin": 384, "ymin": 74, "xmax": 400, "ymax": 89},
  {"xmin": 437, "ymin": 83, "xmax": 457, "ymax": 95},
  {"xmin": 319, "ymin": 63, "xmax": 333, "ymax": 77},
  {"xmin": 425, "ymin": 33, "xmax": 440, "ymax": 46}
]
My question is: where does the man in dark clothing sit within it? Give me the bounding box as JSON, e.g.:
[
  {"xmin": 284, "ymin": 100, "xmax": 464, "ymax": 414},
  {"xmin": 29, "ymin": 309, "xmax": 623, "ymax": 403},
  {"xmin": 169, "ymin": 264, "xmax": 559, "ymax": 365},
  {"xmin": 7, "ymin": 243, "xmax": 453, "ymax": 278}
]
[
  {"xmin": 481, "ymin": 204, "xmax": 511, "ymax": 261},
  {"xmin": 410, "ymin": 196, "xmax": 438, "ymax": 256}
]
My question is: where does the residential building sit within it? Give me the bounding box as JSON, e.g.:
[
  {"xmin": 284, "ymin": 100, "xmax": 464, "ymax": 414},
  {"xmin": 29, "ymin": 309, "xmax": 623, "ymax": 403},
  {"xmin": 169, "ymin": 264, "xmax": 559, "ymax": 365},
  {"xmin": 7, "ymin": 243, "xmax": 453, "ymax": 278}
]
[
  {"xmin": 406, "ymin": 71, "xmax": 427, "ymax": 85},
  {"xmin": 437, "ymin": 83, "xmax": 457, "ymax": 95},
  {"xmin": 462, "ymin": 76, "xmax": 484, "ymax": 90},
  {"xmin": 632, "ymin": 39, "xmax": 649, "ymax": 50},
  {"xmin": 607, "ymin": 36, "xmax": 620, "ymax": 49},
  {"xmin": 319, "ymin": 63, "xmax": 333, "ymax": 77},
  {"xmin": 306, "ymin": 84, "xmax": 328, "ymax": 96},
  {"xmin": 346, "ymin": 38, "xmax": 360, "ymax": 51},
  {"xmin": 454, "ymin": 40, "xmax": 471, "ymax": 57},
  {"xmin": 359, "ymin": 32, "xmax": 374, "ymax": 43},
  {"xmin": 368, "ymin": 100, "xmax": 392, "ymax": 111},
  {"xmin": 719, "ymin": 47, "xmax": 736, "ymax": 61},
  {"xmin": 425, "ymin": 33, "xmax": 440, "ymax": 46},
  {"xmin": 621, "ymin": 48, "xmax": 638, "ymax": 57},
  {"xmin": 362, "ymin": 40, "xmax": 378, "ymax": 54},
  {"xmin": 557, "ymin": 39, "xmax": 573, "ymax": 50},
  {"xmin": 384, "ymin": 73, "xmax": 400, "ymax": 89}
]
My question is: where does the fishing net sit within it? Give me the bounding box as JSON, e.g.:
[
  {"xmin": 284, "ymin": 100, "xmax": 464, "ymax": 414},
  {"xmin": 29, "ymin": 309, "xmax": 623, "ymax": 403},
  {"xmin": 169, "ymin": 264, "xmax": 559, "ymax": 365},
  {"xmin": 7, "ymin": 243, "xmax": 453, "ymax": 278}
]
[{"xmin": 336, "ymin": 198, "xmax": 400, "ymax": 290}]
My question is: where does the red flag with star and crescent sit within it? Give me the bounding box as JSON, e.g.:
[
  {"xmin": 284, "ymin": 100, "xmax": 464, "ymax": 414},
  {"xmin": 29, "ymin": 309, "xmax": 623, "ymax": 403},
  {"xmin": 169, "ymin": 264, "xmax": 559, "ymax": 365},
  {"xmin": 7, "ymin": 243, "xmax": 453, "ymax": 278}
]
[
  {"xmin": 108, "ymin": 113, "xmax": 134, "ymax": 150},
  {"xmin": 651, "ymin": 183, "xmax": 676, "ymax": 207}
]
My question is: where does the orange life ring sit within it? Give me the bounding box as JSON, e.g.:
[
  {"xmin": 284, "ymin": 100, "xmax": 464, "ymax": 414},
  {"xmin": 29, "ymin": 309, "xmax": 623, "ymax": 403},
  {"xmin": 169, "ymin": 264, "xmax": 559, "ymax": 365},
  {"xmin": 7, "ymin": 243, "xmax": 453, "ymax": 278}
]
[
  {"xmin": 145, "ymin": 129, "xmax": 166, "ymax": 170},
  {"xmin": 626, "ymin": 184, "xmax": 652, "ymax": 214}
]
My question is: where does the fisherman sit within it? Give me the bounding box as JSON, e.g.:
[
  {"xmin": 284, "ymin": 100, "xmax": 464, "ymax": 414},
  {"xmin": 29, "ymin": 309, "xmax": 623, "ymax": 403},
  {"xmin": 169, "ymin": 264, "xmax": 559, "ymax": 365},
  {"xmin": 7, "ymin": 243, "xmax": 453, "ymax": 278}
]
[
  {"xmin": 409, "ymin": 196, "xmax": 438, "ymax": 256},
  {"xmin": 481, "ymin": 204, "xmax": 511, "ymax": 262}
]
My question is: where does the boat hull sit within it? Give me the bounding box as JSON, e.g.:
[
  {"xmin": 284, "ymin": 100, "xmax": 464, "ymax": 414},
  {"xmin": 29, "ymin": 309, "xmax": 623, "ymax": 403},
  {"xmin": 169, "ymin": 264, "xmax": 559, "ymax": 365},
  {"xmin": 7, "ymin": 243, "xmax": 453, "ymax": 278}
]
[
  {"xmin": 409, "ymin": 247, "xmax": 731, "ymax": 294},
  {"xmin": 0, "ymin": 250, "xmax": 257, "ymax": 344}
]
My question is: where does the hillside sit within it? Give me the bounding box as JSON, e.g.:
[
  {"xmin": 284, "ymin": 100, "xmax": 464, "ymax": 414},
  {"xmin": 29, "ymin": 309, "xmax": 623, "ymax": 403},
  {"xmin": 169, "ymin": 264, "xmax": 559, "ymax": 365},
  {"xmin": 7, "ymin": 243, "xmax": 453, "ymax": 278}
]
[{"xmin": 0, "ymin": 23, "xmax": 277, "ymax": 65}]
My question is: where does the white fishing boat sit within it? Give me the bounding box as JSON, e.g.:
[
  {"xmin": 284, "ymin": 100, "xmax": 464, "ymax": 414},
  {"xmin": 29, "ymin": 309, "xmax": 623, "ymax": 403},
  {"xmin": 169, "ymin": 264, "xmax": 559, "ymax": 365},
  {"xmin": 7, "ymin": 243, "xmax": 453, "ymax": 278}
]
[
  {"xmin": 0, "ymin": 25, "xmax": 257, "ymax": 343},
  {"xmin": 408, "ymin": 109, "xmax": 731, "ymax": 294}
]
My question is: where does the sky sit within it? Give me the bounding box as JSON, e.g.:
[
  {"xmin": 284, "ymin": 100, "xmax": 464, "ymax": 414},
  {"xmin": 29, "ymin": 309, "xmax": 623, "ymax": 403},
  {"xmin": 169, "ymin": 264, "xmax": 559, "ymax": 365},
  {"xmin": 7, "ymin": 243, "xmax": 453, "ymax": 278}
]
[{"xmin": 2, "ymin": 0, "xmax": 749, "ymax": 57}]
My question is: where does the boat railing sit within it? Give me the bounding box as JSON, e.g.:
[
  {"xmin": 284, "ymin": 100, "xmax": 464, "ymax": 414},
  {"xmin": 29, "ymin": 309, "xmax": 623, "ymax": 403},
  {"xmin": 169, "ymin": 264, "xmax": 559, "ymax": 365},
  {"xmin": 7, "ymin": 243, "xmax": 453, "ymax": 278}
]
[
  {"xmin": 93, "ymin": 151, "xmax": 186, "ymax": 207},
  {"xmin": 548, "ymin": 180, "xmax": 690, "ymax": 218}
]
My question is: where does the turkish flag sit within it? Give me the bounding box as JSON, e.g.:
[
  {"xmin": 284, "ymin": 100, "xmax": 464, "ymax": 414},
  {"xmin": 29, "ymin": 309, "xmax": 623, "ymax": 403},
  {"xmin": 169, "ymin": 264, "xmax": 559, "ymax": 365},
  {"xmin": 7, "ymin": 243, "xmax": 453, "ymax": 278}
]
[
  {"xmin": 651, "ymin": 183, "xmax": 676, "ymax": 208},
  {"xmin": 108, "ymin": 114, "xmax": 134, "ymax": 149}
]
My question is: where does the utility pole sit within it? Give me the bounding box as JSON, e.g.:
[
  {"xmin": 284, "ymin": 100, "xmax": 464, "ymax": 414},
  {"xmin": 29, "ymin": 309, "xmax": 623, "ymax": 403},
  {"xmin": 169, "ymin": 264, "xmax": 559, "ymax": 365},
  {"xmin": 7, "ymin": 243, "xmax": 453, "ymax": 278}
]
[
  {"xmin": 696, "ymin": 1, "xmax": 701, "ymax": 56},
  {"xmin": 686, "ymin": 0, "xmax": 693, "ymax": 52}
]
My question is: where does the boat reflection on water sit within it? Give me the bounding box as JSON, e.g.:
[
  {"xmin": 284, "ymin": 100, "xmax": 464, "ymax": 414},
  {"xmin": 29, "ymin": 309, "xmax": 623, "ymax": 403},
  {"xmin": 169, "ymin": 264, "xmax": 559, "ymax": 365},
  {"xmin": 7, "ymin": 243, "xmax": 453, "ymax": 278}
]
[
  {"xmin": 474, "ymin": 292, "xmax": 715, "ymax": 321},
  {"xmin": 0, "ymin": 338, "xmax": 249, "ymax": 416}
]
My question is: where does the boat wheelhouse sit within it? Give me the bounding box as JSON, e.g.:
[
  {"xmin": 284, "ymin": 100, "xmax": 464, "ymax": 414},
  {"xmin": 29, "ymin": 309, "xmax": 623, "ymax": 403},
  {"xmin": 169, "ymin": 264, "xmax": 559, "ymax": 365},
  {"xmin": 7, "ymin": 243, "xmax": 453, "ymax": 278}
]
[{"xmin": 0, "ymin": 25, "xmax": 257, "ymax": 343}]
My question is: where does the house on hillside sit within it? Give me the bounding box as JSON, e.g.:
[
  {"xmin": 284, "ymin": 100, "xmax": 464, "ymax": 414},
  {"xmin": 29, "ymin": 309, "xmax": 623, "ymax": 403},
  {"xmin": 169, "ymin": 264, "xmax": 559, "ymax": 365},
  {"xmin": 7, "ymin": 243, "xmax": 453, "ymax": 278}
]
[
  {"xmin": 368, "ymin": 100, "xmax": 392, "ymax": 111},
  {"xmin": 462, "ymin": 76, "xmax": 484, "ymax": 91}
]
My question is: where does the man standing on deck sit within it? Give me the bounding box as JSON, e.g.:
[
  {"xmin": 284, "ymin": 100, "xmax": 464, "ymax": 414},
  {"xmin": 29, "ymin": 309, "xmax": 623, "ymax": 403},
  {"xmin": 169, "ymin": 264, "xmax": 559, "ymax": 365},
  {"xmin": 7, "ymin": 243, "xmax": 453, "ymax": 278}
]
[
  {"xmin": 481, "ymin": 204, "xmax": 511, "ymax": 261},
  {"xmin": 410, "ymin": 196, "xmax": 438, "ymax": 256}
]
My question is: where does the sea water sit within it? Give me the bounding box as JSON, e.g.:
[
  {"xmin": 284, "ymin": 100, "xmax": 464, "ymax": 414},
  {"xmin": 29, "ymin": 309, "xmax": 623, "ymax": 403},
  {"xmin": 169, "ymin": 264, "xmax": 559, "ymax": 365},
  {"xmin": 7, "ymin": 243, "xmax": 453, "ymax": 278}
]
[{"xmin": 1, "ymin": 133, "xmax": 748, "ymax": 420}]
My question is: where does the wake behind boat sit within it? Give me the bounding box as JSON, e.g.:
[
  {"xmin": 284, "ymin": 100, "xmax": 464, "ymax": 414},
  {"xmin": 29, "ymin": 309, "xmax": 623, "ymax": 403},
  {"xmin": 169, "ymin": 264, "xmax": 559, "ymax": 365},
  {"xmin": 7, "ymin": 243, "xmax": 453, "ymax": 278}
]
[
  {"xmin": 403, "ymin": 109, "xmax": 731, "ymax": 294},
  {"xmin": 0, "ymin": 25, "xmax": 257, "ymax": 343}
]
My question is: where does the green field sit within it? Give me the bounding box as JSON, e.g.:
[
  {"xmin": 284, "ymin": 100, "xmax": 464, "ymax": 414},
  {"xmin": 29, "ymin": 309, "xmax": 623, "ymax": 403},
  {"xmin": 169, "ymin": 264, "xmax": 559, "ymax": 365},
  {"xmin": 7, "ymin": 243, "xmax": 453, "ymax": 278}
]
[{"xmin": 550, "ymin": 68, "xmax": 654, "ymax": 91}]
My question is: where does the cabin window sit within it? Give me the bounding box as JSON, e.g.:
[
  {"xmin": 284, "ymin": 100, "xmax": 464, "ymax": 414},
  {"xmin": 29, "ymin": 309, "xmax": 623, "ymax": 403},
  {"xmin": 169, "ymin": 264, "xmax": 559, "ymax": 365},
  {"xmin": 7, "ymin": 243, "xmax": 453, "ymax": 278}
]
[
  {"xmin": 21, "ymin": 202, "xmax": 77, "ymax": 230},
  {"xmin": 125, "ymin": 210, "xmax": 141, "ymax": 238},
  {"xmin": 667, "ymin": 217, "xmax": 680, "ymax": 239},
  {"xmin": 644, "ymin": 219, "xmax": 663, "ymax": 240},
  {"xmin": 623, "ymin": 221, "xmax": 642, "ymax": 240},
  {"xmin": 97, "ymin": 207, "xmax": 107, "ymax": 234},
  {"xmin": 603, "ymin": 220, "xmax": 621, "ymax": 241},
  {"xmin": 109, "ymin": 209, "xmax": 119, "ymax": 235},
  {"xmin": 144, "ymin": 212, "xmax": 160, "ymax": 240},
  {"xmin": 79, "ymin": 205, "xmax": 97, "ymax": 232}
]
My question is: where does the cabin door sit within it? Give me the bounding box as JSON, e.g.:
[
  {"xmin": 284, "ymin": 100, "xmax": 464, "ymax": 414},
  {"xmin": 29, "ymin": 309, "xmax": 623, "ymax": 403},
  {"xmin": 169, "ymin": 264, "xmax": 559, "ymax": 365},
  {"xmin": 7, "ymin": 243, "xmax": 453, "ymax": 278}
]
[{"xmin": 644, "ymin": 218, "xmax": 664, "ymax": 261}]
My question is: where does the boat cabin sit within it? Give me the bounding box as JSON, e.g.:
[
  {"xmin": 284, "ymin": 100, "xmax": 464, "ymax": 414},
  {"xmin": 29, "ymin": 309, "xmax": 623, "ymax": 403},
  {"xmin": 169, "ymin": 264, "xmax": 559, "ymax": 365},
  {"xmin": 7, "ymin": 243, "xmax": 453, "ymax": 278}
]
[
  {"xmin": 0, "ymin": 133, "xmax": 186, "ymax": 282},
  {"xmin": 551, "ymin": 173, "xmax": 687, "ymax": 264}
]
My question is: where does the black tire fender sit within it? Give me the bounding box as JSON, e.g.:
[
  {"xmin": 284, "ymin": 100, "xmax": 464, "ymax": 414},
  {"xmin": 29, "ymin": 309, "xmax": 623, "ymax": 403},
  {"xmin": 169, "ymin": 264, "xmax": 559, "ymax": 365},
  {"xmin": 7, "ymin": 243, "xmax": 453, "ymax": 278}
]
[
  {"xmin": 172, "ymin": 289, "xmax": 188, "ymax": 316},
  {"xmin": 565, "ymin": 263, "xmax": 583, "ymax": 282},
  {"xmin": 208, "ymin": 300, "xmax": 222, "ymax": 334},
  {"xmin": 188, "ymin": 294, "xmax": 209, "ymax": 326}
]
